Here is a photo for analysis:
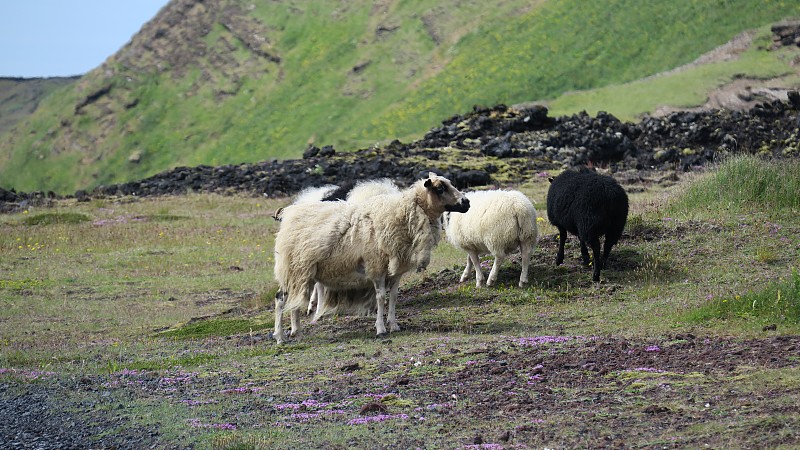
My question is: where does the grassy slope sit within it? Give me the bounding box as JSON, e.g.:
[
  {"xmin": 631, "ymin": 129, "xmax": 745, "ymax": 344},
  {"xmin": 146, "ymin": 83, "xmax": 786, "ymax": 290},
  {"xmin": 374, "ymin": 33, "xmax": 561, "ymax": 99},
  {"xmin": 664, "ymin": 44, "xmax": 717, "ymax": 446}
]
[
  {"xmin": 1, "ymin": 157, "xmax": 799, "ymax": 447},
  {"xmin": 0, "ymin": 77, "xmax": 78, "ymax": 134},
  {"xmin": 548, "ymin": 26, "xmax": 800, "ymax": 120},
  {"xmin": 2, "ymin": 0, "xmax": 799, "ymax": 193}
]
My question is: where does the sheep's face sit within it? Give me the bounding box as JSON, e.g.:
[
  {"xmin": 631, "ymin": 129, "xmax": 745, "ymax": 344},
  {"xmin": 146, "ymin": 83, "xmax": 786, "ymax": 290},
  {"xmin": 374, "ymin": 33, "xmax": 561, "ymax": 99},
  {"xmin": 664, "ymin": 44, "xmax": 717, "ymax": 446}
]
[{"xmin": 424, "ymin": 173, "xmax": 470, "ymax": 213}]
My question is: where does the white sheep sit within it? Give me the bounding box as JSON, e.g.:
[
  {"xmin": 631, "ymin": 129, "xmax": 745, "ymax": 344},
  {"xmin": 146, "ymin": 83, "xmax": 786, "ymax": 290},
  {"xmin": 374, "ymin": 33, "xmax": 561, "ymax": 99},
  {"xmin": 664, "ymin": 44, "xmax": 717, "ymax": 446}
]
[
  {"xmin": 307, "ymin": 179, "xmax": 401, "ymax": 319},
  {"xmin": 271, "ymin": 184, "xmax": 338, "ymax": 221},
  {"xmin": 272, "ymin": 173, "xmax": 470, "ymax": 343},
  {"xmin": 273, "ymin": 180, "xmax": 403, "ymax": 320},
  {"xmin": 443, "ymin": 189, "xmax": 538, "ymax": 287}
]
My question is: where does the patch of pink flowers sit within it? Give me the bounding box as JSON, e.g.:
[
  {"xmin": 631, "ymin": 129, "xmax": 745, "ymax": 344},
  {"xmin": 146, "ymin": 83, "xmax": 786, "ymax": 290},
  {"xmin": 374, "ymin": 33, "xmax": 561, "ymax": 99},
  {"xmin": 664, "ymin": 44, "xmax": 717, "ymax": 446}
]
[
  {"xmin": 512, "ymin": 335, "xmax": 594, "ymax": 347},
  {"xmin": 290, "ymin": 410, "xmax": 347, "ymax": 422},
  {"xmin": 645, "ymin": 345, "xmax": 661, "ymax": 352},
  {"xmin": 347, "ymin": 413, "xmax": 409, "ymax": 425},
  {"xmin": 274, "ymin": 399, "xmax": 334, "ymax": 410},
  {"xmin": 159, "ymin": 371, "xmax": 198, "ymax": 386},
  {"xmin": 0, "ymin": 368, "xmax": 57, "ymax": 379},
  {"xmin": 221, "ymin": 386, "xmax": 264, "ymax": 395}
]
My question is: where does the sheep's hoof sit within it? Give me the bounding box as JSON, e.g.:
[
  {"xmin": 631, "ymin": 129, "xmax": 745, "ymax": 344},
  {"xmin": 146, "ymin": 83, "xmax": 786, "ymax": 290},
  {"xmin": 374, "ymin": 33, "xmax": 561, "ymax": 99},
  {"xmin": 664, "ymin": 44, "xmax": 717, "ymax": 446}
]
[
  {"xmin": 376, "ymin": 331, "xmax": 389, "ymax": 338},
  {"xmin": 269, "ymin": 331, "xmax": 285, "ymax": 345},
  {"xmin": 390, "ymin": 325, "xmax": 401, "ymax": 332}
]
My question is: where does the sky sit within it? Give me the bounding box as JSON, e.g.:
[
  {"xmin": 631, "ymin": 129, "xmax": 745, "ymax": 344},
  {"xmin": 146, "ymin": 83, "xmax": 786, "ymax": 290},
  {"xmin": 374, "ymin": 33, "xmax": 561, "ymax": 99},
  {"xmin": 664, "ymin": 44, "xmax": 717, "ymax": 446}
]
[{"xmin": 0, "ymin": 1, "xmax": 170, "ymax": 78}]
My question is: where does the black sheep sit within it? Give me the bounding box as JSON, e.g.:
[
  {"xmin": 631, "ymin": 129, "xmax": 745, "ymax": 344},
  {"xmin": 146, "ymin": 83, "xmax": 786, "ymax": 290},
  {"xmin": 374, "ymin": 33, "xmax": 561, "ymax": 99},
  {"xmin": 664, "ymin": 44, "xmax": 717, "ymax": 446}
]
[{"xmin": 546, "ymin": 167, "xmax": 628, "ymax": 281}]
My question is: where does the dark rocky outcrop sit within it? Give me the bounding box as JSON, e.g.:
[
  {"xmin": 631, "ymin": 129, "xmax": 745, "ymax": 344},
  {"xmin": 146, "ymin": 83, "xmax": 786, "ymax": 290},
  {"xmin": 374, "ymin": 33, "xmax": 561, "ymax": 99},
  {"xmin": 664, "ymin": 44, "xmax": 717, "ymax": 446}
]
[{"xmin": 2, "ymin": 93, "xmax": 799, "ymax": 212}]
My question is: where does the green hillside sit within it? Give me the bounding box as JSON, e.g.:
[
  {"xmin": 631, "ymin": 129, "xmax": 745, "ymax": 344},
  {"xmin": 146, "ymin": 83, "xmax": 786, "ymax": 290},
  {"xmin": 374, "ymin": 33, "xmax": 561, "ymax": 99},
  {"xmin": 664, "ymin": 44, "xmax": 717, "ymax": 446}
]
[
  {"xmin": 1, "ymin": 0, "xmax": 799, "ymax": 193},
  {"xmin": 0, "ymin": 77, "xmax": 79, "ymax": 135}
]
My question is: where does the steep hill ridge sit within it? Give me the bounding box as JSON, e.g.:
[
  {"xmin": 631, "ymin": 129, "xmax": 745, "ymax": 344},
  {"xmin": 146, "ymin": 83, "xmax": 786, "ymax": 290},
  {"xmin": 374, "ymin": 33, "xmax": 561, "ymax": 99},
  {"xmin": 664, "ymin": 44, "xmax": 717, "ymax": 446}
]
[
  {"xmin": 2, "ymin": 0, "xmax": 800, "ymax": 193},
  {"xmin": 0, "ymin": 77, "xmax": 79, "ymax": 134}
]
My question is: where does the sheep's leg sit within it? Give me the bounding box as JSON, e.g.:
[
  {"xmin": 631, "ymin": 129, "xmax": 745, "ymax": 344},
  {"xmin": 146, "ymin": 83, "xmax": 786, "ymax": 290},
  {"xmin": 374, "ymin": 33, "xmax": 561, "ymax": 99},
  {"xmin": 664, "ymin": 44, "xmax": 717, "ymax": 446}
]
[
  {"xmin": 487, "ymin": 254, "xmax": 505, "ymax": 287},
  {"xmin": 579, "ymin": 239, "xmax": 591, "ymax": 266},
  {"xmin": 589, "ymin": 236, "xmax": 602, "ymax": 282},
  {"xmin": 602, "ymin": 227, "xmax": 624, "ymax": 269},
  {"xmin": 273, "ymin": 290, "xmax": 286, "ymax": 344},
  {"xmin": 289, "ymin": 282, "xmax": 312, "ymax": 337},
  {"xmin": 289, "ymin": 309, "xmax": 301, "ymax": 336},
  {"xmin": 519, "ymin": 241, "xmax": 532, "ymax": 287},
  {"xmin": 459, "ymin": 256, "xmax": 474, "ymax": 283},
  {"xmin": 387, "ymin": 278, "xmax": 402, "ymax": 332},
  {"xmin": 555, "ymin": 227, "xmax": 567, "ymax": 266},
  {"xmin": 310, "ymin": 283, "xmax": 325, "ymax": 324},
  {"xmin": 373, "ymin": 277, "xmax": 388, "ymax": 336},
  {"xmin": 307, "ymin": 282, "xmax": 319, "ymax": 316},
  {"xmin": 468, "ymin": 251, "xmax": 485, "ymax": 287}
]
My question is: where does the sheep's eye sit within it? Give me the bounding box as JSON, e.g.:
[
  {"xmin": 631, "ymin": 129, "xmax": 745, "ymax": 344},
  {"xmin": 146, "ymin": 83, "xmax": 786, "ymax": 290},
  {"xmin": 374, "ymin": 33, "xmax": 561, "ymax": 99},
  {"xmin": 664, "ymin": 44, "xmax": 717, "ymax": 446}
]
[{"xmin": 435, "ymin": 184, "xmax": 446, "ymax": 195}]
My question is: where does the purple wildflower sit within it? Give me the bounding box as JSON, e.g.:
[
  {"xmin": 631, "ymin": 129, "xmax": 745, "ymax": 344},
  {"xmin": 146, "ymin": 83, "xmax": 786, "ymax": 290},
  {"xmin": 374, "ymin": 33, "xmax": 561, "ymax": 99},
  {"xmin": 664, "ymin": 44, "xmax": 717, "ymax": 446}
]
[
  {"xmin": 0, "ymin": 368, "xmax": 57, "ymax": 379},
  {"xmin": 512, "ymin": 335, "xmax": 594, "ymax": 347},
  {"xmin": 221, "ymin": 386, "xmax": 264, "ymax": 395},
  {"xmin": 290, "ymin": 410, "xmax": 347, "ymax": 422},
  {"xmin": 645, "ymin": 345, "xmax": 661, "ymax": 353},
  {"xmin": 347, "ymin": 414, "xmax": 409, "ymax": 425},
  {"xmin": 274, "ymin": 399, "xmax": 333, "ymax": 410},
  {"xmin": 527, "ymin": 374, "xmax": 544, "ymax": 385}
]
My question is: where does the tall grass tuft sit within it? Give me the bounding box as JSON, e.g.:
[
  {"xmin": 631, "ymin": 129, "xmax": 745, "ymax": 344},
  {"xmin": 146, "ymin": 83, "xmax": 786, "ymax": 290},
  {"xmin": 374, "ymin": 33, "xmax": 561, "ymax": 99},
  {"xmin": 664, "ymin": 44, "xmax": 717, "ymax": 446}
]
[
  {"xmin": 685, "ymin": 268, "xmax": 800, "ymax": 325},
  {"xmin": 22, "ymin": 212, "xmax": 91, "ymax": 226},
  {"xmin": 668, "ymin": 155, "xmax": 800, "ymax": 216},
  {"xmin": 159, "ymin": 318, "xmax": 272, "ymax": 340}
]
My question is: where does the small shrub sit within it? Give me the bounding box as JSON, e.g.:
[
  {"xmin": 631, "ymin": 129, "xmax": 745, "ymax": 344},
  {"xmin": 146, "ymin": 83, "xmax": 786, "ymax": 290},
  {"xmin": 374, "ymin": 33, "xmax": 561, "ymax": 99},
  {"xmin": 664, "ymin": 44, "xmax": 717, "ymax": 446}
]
[
  {"xmin": 755, "ymin": 247, "xmax": 779, "ymax": 264},
  {"xmin": 140, "ymin": 214, "xmax": 187, "ymax": 222},
  {"xmin": 22, "ymin": 212, "xmax": 90, "ymax": 226}
]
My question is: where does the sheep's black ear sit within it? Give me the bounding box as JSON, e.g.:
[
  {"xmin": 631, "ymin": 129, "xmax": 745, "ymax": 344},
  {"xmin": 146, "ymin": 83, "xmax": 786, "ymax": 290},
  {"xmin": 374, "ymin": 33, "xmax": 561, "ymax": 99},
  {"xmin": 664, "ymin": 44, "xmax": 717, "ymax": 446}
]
[
  {"xmin": 548, "ymin": 177, "xmax": 554, "ymax": 184},
  {"xmin": 424, "ymin": 179, "xmax": 433, "ymax": 189}
]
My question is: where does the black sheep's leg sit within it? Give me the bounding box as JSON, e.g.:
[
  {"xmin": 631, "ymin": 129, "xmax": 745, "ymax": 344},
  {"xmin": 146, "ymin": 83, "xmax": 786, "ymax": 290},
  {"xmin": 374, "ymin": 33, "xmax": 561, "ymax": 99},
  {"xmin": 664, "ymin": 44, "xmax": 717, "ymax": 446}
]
[
  {"xmin": 579, "ymin": 239, "xmax": 590, "ymax": 266},
  {"xmin": 603, "ymin": 227, "xmax": 624, "ymax": 268},
  {"xmin": 589, "ymin": 236, "xmax": 602, "ymax": 282},
  {"xmin": 556, "ymin": 227, "xmax": 567, "ymax": 266}
]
